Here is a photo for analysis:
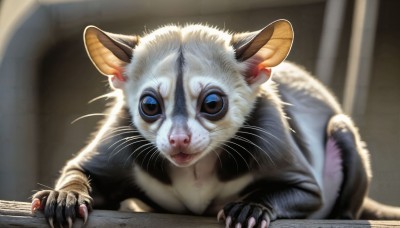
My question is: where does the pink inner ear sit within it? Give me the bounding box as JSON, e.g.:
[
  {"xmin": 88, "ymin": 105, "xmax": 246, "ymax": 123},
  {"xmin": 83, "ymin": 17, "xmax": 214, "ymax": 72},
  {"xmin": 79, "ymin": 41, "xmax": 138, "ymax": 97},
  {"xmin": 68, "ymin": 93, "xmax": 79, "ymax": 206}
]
[
  {"xmin": 247, "ymin": 63, "xmax": 272, "ymax": 84},
  {"xmin": 109, "ymin": 66, "xmax": 127, "ymax": 89},
  {"xmin": 255, "ymin": 64, "xmax": 271, "ymax": 78},
  {"xmin": 113, "ymin": 67, "xmax": 126, "ymax": 82}
]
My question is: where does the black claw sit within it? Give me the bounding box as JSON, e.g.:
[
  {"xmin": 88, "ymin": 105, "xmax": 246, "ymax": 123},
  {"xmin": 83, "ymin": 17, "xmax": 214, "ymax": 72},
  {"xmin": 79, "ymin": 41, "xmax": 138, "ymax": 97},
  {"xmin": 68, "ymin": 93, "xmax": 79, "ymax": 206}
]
[
  {"xmin": 45, "ymin": 191, "xmax": 58, "ymax": 222},
  {"xmin": 236, "ymin": 205, "xmax": 251, "ymax": 224},
  {"xmin": 67, "ymin": 217, "xmax": 73, "ymax": 228},
  {"xmin": 40, "ymin": 196, "xmax": 48, "ymax": 211},
  {"xmin": 217, "ymin": 210, "xmax": 225, "ymax": 222},
  {"xmin": 56, "ymin": 192, "xmax": 67, "ymax": 224},
  {"xmin": 33, "ymin": 189, "xmax": 92, "ymax": 227},
  {"xmin": 227, "ymin": 203, "xmax": 242, "ymax": 218},
  {"xmin": 48, "ymin": 218, "xmax": 55, "ymax": 228},
  {"xmin": 259, "ymin": 212, "xmax": 271, "ymax": 228},
  {"xmin": 222, "ymin": 202, "xmax": 272, "ymax": 228},
  {"xmin": 55, "ymin": 204, "xmax": 65, "ymax": 224},
  {"xmin": 223, "ymin": 202, "xmax": 236, "ymax": 212},
  {"xmin": 249, "ymin": 206, "xmax": 262, "ymax": 222},
  {"xmin": 65, "ymin": 193, "xmax": 77, "ymax": 222}
]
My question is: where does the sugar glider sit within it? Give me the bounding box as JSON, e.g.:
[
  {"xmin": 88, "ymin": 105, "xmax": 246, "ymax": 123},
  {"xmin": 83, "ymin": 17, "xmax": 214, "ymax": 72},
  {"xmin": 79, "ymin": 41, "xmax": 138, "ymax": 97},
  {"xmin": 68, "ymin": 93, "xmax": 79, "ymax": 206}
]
[{"xmin": 32, "ymin": 19, "xmax": 400, "ymax": 227}]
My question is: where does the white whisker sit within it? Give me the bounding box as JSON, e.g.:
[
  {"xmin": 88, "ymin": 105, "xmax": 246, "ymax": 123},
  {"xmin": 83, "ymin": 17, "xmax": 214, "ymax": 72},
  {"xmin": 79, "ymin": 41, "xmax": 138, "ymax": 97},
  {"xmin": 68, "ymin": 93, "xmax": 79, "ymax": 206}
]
[
  {"xmin": 36, "ymin": 183, "xmax": 54, "ymax": 190},
  {"xmin": 109, "ymin": 138, "xmax": 149, "ymax": 159},
  {"xmin": 220, "ymin": 142, "xmax": 250, "ymax": 170},
  {"xmin": 212, "ymin": 149, "xmax": 223, "ymax": 169},
  {"xmin": 242, "ymin": 125, "xmax": 285, "ymax": 144},
  {"xmin": 233, "ymin": 135, "xmax": 275, "ymax": 166},
  {"xmin": 215, "ymin": 145, "xmax": 239, "ymax": 172},
  {"xmin": 224, "ymin": 140, "xmax": 261, "ymax": 168},
  {"xmin": 88, "ymin": 92, "xmax": 116, "ymax": 103},
  {"xmin": 127, "ymin": 142, "xmax": 155, "ymax": 166},
  {"xmin": 102, "ymin": 126, "xmax": 138, "ymax": 137},
  {"xmin": 100, "ymin": 130, "xmax": 138, "ymax": 143},
  {"xmin": 152, "ymin": 151, "xmax": 164, "ymax": 171},
  {"xmin": 108, "ymin": 135, "xmax": 142, "ymax": 150},
  {"xmin": 71, "ymin": 113, "xmax": 109, "ymax": 124},
  {"xmin": 146, "ymin": 147, "xmax": 160, "ymax": 172}
]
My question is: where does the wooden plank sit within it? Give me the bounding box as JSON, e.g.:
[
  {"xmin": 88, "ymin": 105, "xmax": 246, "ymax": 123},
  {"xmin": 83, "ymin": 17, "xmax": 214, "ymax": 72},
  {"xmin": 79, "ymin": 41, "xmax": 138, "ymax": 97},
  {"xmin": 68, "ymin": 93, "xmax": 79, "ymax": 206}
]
[{"xmin": 1, "ymin": 200, "xmax": 400, "ymax": 227}]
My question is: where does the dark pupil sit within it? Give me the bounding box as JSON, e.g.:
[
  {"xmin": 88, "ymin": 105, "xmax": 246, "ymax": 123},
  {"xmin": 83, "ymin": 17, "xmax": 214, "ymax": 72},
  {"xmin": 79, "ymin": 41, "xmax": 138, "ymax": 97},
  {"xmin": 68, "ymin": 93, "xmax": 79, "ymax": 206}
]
[
  {"xmin": 202, "ymin": 94, "xmax": 222, "ymax": 114},
  {"xmin": 142, "ymin": 96, "xmax": 160, "ymax": 116}
]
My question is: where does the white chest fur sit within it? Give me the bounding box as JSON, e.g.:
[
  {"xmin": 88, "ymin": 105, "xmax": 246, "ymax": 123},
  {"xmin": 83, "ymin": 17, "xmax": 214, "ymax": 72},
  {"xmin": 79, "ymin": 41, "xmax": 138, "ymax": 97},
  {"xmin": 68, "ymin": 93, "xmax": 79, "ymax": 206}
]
[{"xmin": 133, "ymin": 153, "xmax": 253, "ymax": 215}]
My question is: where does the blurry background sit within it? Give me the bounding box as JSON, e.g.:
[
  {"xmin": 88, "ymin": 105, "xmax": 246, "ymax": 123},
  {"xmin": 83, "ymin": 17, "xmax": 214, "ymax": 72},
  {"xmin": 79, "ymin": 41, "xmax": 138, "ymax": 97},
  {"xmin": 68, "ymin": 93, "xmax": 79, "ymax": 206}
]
[{"xmin": 0, "ymin": 0, "xmax": 399, "ymax": 208}]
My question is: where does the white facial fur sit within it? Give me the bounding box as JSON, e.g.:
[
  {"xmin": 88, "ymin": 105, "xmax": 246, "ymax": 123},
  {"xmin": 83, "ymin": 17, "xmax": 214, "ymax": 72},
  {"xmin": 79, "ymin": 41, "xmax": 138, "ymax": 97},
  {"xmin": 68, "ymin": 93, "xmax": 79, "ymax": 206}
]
[{"xmin": 122, "ymin": 25, "xmax": 259, "ymax": 167}]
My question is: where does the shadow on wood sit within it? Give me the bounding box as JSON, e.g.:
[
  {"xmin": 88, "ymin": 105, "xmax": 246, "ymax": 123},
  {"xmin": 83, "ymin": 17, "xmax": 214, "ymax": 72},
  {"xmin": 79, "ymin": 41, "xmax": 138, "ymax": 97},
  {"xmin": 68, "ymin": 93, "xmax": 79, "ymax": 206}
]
[{"xmin": 1, "ymin": 200, "xmax": 400, "ymax": 227}]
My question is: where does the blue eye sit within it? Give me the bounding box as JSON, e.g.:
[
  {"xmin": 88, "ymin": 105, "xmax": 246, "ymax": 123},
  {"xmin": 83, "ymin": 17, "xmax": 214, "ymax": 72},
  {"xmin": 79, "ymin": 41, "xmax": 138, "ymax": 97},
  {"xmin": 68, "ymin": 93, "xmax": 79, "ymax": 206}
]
[
  {"xmin": 201, "ymin": 93, "xmax": 223, "ymax": 115},
  {"xmin": 140, "ymin": 95, "xmax": 162, "ymax": 121}
]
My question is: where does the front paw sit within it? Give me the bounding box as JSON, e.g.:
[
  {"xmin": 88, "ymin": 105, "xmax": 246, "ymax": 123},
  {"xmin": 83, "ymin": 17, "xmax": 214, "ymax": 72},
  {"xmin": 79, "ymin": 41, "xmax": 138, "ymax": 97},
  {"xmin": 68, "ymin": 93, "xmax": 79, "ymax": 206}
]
[
  {"xmin": 32, "ymin": 190, "xmax": 93, "ymax": 228},
  {"xmin": 217, "ymin": 202, "xmax": 273, "ymax": 228}
]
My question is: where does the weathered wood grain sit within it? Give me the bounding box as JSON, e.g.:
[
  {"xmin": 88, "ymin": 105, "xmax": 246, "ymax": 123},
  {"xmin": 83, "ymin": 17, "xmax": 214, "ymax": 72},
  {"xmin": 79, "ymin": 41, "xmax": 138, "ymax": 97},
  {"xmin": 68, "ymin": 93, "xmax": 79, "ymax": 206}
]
[{"xmin": 1, "ymin": 200, "xmax": 400, "ymax": 227}]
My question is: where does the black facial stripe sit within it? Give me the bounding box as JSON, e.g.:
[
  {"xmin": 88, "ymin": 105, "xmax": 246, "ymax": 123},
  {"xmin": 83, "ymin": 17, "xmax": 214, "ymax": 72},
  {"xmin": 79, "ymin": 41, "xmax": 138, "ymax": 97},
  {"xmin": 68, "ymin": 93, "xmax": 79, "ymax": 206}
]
[
  {"xmin": 171, "ymin": 115, "xmax": 189, "ymax": 134},
  {"xmin": 172, "ymin": 48, "xmax": 188, "ymax": 118}
]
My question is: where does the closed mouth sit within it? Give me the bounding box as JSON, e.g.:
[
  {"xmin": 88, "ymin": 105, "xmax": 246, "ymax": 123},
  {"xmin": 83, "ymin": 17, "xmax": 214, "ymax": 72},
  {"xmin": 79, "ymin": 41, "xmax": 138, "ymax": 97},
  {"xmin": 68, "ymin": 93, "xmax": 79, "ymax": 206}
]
[{"xmin": 170, "ymin": 152, "xmax": 198, "ymax": 165}]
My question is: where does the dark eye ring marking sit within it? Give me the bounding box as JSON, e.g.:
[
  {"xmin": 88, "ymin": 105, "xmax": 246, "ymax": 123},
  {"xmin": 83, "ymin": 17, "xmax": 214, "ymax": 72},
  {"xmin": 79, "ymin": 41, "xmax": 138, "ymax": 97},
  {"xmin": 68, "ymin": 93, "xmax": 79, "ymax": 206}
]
[
  {"xmin": 139, "ymin": 89, "xmax": 164, "ymax": 123},
  {"xmin": 198, "ymin": 87, "xmax": 228, "ymax": 121}
]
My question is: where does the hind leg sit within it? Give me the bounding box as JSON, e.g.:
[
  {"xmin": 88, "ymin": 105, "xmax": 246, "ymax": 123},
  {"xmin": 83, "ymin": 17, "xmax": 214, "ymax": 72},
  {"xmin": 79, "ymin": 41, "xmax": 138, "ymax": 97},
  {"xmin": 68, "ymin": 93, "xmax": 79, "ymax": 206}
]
[{"xmin": 326, "ymin": 114, "xmax": 372, "ymax": 219}]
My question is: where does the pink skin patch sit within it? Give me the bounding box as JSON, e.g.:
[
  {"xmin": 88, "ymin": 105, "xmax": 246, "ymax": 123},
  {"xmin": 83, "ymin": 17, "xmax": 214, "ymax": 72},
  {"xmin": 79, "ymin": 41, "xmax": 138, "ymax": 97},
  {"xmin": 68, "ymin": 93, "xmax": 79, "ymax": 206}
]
[
  {"xmin": 31, "ymin": 198, "xmax": 41, "ymax": 213},
  {"xmin": 323, "ymin": 137, "xmax": 344, "ymax": 215},
  {"xmin": 113, "ymin": 69, "xmax": 126, "ymax": 82},
  {"xmin": 79, "ymin": 204, "xmax": 89, "ymax": 223},
  {"xmin": 110, "ymin": 68, "xmax": 127, "ymax": 89},
  {"xmin": 225, "ymin": 216, "xmax": 232, "ymax": 227},
  {"xmin": 324, "ymin": 137, "xmax": 343, "ymax": 181},
  {"xmin": 247, "ymin": 217, "xmax": 256, "ymax": 228},
  {"xmin": 248, "ymin": 63, "xmax": 272, "ymax": 84},
  {"xmin": 254, "ymin": 64, "xmax": 271, "ymax": 77},
  {"xmin": 260, "ymin": 219, "xmax": 268, "ymax": 228}
]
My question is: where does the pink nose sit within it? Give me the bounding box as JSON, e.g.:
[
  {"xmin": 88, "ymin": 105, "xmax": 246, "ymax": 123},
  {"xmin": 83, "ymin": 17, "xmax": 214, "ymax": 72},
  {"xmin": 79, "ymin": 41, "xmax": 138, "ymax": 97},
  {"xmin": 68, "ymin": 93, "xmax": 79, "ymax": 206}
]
[{"xmin": 169, "ymin": 134, "xmax": 191, "ymax": 148}]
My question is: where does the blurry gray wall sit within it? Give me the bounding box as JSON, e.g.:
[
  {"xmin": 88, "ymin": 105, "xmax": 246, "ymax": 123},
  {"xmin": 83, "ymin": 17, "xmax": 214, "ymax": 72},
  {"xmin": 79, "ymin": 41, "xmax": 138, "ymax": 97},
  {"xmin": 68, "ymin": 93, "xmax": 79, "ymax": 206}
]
[{"xmin": 0, "ymin": 0, "xmax": 399, "ymax": 208}]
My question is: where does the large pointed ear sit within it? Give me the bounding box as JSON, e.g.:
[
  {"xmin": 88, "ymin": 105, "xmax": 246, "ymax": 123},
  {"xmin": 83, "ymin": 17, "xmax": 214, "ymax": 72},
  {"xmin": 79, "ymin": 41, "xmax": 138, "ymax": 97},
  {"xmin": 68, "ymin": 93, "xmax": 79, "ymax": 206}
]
[
  {"xmin": 84, "ymin": 26, "xmax": 139, "ymax": 89},
  {"xmin": 231, "ymin": 19, "xmax": 293, "ymax": 86}
]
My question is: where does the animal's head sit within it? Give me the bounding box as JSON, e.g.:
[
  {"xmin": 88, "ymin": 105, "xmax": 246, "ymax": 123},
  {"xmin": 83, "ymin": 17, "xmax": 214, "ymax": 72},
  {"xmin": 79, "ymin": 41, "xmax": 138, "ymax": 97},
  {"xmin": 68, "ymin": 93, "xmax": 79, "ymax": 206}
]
[{"xmin": 83, "ymin": 20, "xmax": 293, "ymax": 167}]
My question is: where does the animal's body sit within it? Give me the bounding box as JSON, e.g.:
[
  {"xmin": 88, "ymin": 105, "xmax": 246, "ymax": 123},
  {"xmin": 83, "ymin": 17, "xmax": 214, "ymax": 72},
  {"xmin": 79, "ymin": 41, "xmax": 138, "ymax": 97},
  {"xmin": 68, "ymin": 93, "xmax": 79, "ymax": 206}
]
[{"xmin": 32, "ymin": 20, "xmax": 399, "ymax": 228}]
